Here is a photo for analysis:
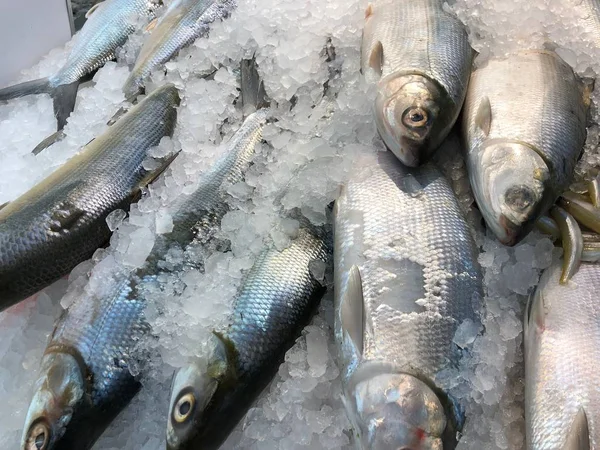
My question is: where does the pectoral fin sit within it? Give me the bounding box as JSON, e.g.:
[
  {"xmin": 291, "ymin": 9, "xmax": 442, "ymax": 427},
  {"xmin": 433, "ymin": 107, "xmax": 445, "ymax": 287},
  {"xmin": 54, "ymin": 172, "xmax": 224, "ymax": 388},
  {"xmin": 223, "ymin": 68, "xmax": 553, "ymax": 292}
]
[
  {"xmin": 85, "ymin": 2, "xmax": 104, "ymax": 18},
  {"xmin": 562, "ymin": 408, "xmax": 590, "ymax": 450},
  {"xmin": 145, "ymin": 17, "xmax": 158, "ymax": 32},
  {"xmin": 474, "ymin": 96, "xmax": 492, "ymax": 137},
  {"xmin": 368, "ymin": 41, "xmax": 384, "ymax": 77},
  {"xmin": 340, "ymin": 265, "xmax": 365, "ymax": 356},
  {"xmin": 134, "ymin": 151, "xmax": 181, "ymax": 198}
]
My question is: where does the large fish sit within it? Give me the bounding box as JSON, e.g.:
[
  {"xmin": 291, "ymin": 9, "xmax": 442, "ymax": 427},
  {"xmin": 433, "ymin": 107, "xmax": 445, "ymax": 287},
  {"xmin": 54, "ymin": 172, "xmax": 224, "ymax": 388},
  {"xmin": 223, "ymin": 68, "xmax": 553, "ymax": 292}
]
[
  {"xmin": 0, "ymin": 0, "xmax": 159, "ymax": 130},
  {"xmin": 361, "ymin": 0, "xmax": 473, "ymax": 167},
  {"xmin": 334, "ymin": 150, "xmax": 483, "ymax": 449},
  {"xmin": 462, "ymin": 50, "xmax": 589, "ymax": 246},
  {"xmin": 20, "ymin": 107, "xmax": 269, "ymax": 450},
  {"xmin": 165, "ymin": 222, "xmax": 331, "ymax": 450},
  {"xmin": 0, "ymin": 84, "xmax": 180, "ymax": 311},
  {"xmin": 122, "ymin": 0, "xmax": 237, "ymax": 96},
  {"xmin": 524, "ymin": 259, "xmax": 600, "ymax": 449}
]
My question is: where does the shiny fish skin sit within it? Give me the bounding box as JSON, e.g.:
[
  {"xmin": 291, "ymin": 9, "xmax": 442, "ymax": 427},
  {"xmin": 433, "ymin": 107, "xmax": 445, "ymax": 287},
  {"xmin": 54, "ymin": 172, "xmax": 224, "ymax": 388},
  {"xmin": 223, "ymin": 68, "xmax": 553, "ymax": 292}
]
[
  {"xmin": 334, "ymin": 150, "xmax": 483, "ymax": 449},
  {"xmin": 123, "ymin": 0, "xmax": 237, "ymax": 96},
  {"xmin": 361, "ymin": 0, "xmax": 473, "ymax": 166},
  {"xmin": 524, "ymin": 260, "xmax": 600, "ymax": 449},
  {"xmin": 20, "ymin": 109, "xmax": 268, "ymax": 450},
  {"xmin": 166, "ymin": 225, "xmax": 330, "ymax": 450},
  {"xmin": 0, "ymin": 84, "xmax": 180, "ymax": 311},
  {"xmin": 462, "ymin": 50, "xmax": 588, "ymax": 246},
  {"xmin": 0, "ymin": 0, "xmax": 158, "ymax": 130}
]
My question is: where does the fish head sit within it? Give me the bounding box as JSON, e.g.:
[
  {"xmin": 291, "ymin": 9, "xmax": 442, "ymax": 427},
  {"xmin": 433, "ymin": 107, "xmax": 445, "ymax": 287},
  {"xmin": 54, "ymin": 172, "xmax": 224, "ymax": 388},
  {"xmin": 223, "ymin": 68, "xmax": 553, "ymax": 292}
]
[
  {"xmin": 470, "ymin": 140, "xmax": 551, "ymax": 245},
  {"xmin": 166, "ymin": 335, "xmax": 236, "ymax": 450},
  {"xmin": 21, "ymin": 352, "xmax": 86, "ymax": 450},
  {"xmin": 374, "ymin": 73, "xmax": 449, "ymax": 167},
  {"xmin": 348, "ymin": 373, "xmax": 447, "ymax": 450}
]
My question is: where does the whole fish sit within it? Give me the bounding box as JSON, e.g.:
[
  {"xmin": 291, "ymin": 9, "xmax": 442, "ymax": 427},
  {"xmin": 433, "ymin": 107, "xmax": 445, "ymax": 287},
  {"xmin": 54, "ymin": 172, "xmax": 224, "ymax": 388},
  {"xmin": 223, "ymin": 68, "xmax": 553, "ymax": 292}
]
[
  {"xmin": 165, "ymin": 223, "xmax": 330, "ymax": 450},
  {"xmin": 462, "ymin": 50, "xmax": 589, "ymax": 246},
  {"xmin": 361, "ymin": 0, "xmax": 473, "ymax": 167},
  {"xmin": 0, "ymin": 0, "xmax": 159, "ymax": 130},
  {"xmin": 334, "ymin": 150, "xmax": 483, "ymax": 449},
  {"xmin": 0, "ymin": 84, "xmax": 180, "ymax": 311},
  {"xmin": 20, "ymin": 107, "xmax": 268, "ymax": 450},
  {"xmin": 122, "ymin": 0, "xmax": 237, "ymax": 96},
  {"xmin": 524, "ymin": 259, "xmax": 600, "ymax": 449}
]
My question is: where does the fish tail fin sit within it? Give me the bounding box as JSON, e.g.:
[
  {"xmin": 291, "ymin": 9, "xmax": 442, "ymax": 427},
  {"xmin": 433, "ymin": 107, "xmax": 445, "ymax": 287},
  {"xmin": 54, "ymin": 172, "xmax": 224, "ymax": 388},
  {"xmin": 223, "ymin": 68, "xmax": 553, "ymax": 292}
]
[
  {"xmin": 0, "ymin": 78, "xmax": 51, "ymax": 100},
  {"xmin": 0, "ymin": 78, "xmax": 79, "ymax": 131},
  {"xmin": 240, "ymin": 55, "xmax": 269, "ymax": 116}
]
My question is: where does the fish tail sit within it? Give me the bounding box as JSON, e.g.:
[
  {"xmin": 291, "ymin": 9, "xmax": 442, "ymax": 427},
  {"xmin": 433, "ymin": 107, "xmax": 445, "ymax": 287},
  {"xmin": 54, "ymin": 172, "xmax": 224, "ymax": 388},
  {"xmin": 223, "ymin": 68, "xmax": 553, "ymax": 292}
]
[
  {"xmin": 0, "ymin": 77, "xmax": 80, "ymax": 131},
  {"xmin": 240, "ymin": 56, "xmax": 270, "ymax": 116}
]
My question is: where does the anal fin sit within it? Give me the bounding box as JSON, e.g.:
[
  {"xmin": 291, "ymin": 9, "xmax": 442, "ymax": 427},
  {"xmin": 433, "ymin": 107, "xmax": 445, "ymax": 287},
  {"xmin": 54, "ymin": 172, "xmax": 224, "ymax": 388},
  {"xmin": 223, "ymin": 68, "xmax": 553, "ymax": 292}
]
[
  {"xmin": 340, "ymin": 265, "xmax": 365, "ymax": 356},
  {"xmin": 563, "ymin": 408, "xmax": 590, "ymax": 450}
]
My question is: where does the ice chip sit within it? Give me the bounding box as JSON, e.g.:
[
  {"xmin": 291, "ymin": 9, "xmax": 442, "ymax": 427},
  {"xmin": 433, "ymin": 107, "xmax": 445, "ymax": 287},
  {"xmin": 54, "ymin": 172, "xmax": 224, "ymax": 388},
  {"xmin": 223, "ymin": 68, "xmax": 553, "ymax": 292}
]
[
  {"xmin": 106, "ymin": 209, "xmax": 127, "ymax": 231},
  {"xmin": 453, "ymin": 318, "xmax": 481, "ymax": 349}
]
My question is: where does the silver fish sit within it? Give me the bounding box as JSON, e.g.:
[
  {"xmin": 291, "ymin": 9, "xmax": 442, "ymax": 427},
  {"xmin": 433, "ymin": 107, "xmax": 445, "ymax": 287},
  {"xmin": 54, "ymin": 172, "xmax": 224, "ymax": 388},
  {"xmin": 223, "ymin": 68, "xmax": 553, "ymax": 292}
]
[
  {"xmin": 20, "ymin": 108, "xmax": 269, "ymax": 450},
  {"xmin": 165, "ymin": 223, "xmax": 330, "ymax": 450},
  {"xmin": 361, "ymin": 0, "xmax": 473, "ymax": 167},
  {"xmin": 0, "ymin": 84, "xmax": 180, "ymax": 311},
  {"xmin": 334, "ymin": 150, "xmax": 483, "ymax": 449},
  {"xmin": 122, "ymin": 0, "xmax": 237, "ymax": 96},
  {"xmin": 462, "ymin": 50, "xmax": 589, "ymax": 246},
  {"xmin": 524, "ymin": 259, "xmax": 600, "ymax": 449},
  {"xmin": 0, "ymin": 0, "xmax": 159, "ymax": 130}
]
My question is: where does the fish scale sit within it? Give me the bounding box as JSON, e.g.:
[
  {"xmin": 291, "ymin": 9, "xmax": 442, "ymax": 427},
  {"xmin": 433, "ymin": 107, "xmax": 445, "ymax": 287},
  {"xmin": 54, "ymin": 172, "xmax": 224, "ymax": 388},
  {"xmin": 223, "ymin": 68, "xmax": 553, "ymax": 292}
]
[
  {"xmin": 334, "ymin": 150, "xmax": 483, "ymax": 448},
  {"xmin": 21, "ymin": 108, "xmax": 268, "ymax": 450},
  {"xmin": 525, "ymin": 261, "xmax": 600, "ymax": 449},
  {"xmin": 123, "ymin": 0, "xmax": 237, "ymax": 95},
  {"xmin": 0, "ymin": 84, "xmax": 180, "ymax": 311}
]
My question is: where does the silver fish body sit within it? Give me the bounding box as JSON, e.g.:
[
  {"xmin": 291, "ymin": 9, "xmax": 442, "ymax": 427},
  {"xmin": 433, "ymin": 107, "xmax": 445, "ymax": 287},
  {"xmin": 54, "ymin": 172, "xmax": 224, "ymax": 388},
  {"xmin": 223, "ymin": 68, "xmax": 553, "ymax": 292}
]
[
  {"xmin": 123, "ymin": 0, "xmax": 237, "ymax": 96},
  {"xmin": 0, "ymin": 84, "xmax": 179, "ymax": 311},
  {"xmin": 0, "ymin": 0, "xmax": 157, "ymax": 130},
  {"xmin": 166, "ymin": 224, "xmax": 330, "ymax": 450},
  {"xmin": 20, "ymin": 109, "xmax": 268, "ymax": 450},
  {"xmin": 462, "ymin": 50, "xmax": 589, "ymax": 246},
  {"xmin": 334, "ymin": 150, "xmax": 483, "ymax": 449},
  {"xmin": 361, "ymin": 0, "xmax": 473, "ymax": 166},
  {"xmin": 525, "ymin": 260, "xmax": 600, "ymax": 449}
]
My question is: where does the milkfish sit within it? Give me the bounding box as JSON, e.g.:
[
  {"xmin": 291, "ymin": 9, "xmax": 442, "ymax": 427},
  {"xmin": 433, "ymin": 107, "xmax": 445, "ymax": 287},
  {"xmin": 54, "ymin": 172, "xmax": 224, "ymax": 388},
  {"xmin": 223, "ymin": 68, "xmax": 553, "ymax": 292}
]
[
  {"xmin": 122, "ymin": 0, "xmax": 237, "ymax": 96},
  {"xmin": 462, "ymin": 50, "xmax": 589, "ymax": 246},
  {"xmin": 0, "ymin": 83, "xmax": 180, "ymax": 311},
  {"xmin": 524, "ymin": 259, "xmax": 600, "ymax": 449},
  {"xmin": 334, "ymin": 150, "xmax": 483, "ymax": 448},
  {"xmin": 361, "ymin": 0, "xmax": 473, "ymax": 167},
  {"xmin": 0, "ymin": 0, "xmax": 160, "ymax": 130},
  {"xmin": 165, "ymin": 222, "xmax": 331, "ymax": 450},
  {"xmin": 20, "ymin": 105, "xmax": 269, "ymax": 450}
]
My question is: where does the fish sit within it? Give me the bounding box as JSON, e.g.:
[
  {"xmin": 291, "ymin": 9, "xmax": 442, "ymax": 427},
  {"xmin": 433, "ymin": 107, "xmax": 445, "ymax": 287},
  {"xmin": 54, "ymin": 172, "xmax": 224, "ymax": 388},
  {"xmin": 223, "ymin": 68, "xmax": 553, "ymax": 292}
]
[
  {"xmin": 360, "ymin": 0, "xmax": 473, "ymax": 167},
  {"xmin": 0, "ymin": 83, "xmax": 180, "ymax": 312},
  {"xmin": 122, "ymin": 0, "xmax": 237, "ymax": 97},
  {"xmin": 524, "ymin": 259, "xmax": 600, "ymax": 449},
  {"xmin": 20, "ymin": 102, "xmax": 269, "ymax": 450},
  {"xmin": 0, "ymin": 0, "xmax": 159, "ymax": 130},
  {"xmin": 334, "ymin": 150, "xmax": 483, "ymax": 449},
  {"xmin": 462, "ymin": 50, "xmax": 589, "ymax": 246},
  {"xmin": 165, "ymin": 223, "xmax": 331, "ymax": 450}
]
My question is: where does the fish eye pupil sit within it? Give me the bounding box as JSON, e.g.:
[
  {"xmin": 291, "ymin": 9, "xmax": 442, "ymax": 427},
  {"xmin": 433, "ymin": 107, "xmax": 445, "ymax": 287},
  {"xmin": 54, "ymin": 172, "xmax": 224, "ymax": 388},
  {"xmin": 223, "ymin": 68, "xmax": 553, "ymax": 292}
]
[
  {"xmin": 402, "ymin": 107, "xmax": 428, "ymax": 128},
  {"xmin": 410, "ymin": 111, "xmax": 424, "ymax": 122},
  {"xmin": 179, "ymin": 400, "xmax": 191, "ymax": 416}
]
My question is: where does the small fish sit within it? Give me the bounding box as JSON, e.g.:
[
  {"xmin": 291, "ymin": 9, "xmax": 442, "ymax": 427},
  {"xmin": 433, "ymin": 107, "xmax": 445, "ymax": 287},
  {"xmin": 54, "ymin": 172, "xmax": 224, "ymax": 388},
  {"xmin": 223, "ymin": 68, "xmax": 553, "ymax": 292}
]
[
  {"xmin": 165, "ymin": 223, "xmax": 331, "ymax": 450},
  {"xmin": 462, "ymin": 50, "xmax": 589, "ymax": 246},
  {"xmin": 122, "ymin": 0, "xmax": 237, "ymax": 96},
  {"xmin": 334, "ymin": 150, "xmax": 483, "ymax": 448},
  {"xmin": 0, "ymin": 84, "xmax": 180, "ymax": 311},
  {"xmin": 524, "ymin": 259, "xmax": 600, "ymax": 449},
  {"xmin": 20, "ymin": 68, "xmax": 268, "ymax": 450},
  {"xmin": 0, "ymin": 0, "xmax": 159, "ymax": 130},
  {"xmin": 361, "ymin": 0, "xmax": 473, "ymax": 166}
]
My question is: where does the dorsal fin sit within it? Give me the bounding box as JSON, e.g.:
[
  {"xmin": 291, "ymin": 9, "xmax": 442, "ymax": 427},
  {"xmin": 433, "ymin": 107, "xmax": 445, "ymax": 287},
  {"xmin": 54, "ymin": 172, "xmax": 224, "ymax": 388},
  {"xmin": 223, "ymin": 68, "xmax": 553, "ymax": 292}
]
[
  {"xmin": 365, "ymin": 3, "xmax": 373, "ymax": 19},
  {"xmin": 145, "ymin": 17, "xmax": 159, "ymax": 32},
  {"xmin": 563, "ymin": 408, "xmax": 590, "ymax": 450},
  {"xmin": 474, "ymin": 96, "xmax": 492, "ymax": 137},
  {"xmin": 340, "ymin": 265, "xmax": 365, "ymax": 356},
  {"xmin": 369, "ymin": 41, "xmax": 384, "ymax": 78}
]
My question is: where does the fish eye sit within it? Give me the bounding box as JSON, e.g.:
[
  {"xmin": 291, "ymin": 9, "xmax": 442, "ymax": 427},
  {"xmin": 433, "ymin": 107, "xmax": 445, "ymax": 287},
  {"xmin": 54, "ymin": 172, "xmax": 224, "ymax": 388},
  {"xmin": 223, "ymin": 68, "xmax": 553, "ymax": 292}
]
[
  {"xmin": 27, "ymin": 421, "xmax": 51, "ymax": 450},
  {"xmin": 173, "ymin": 392, "xmax": 196, "ymax": 423},
  {"xmin": 401, "ymin": 107, "xmax": 428, "ymax": 129}
]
